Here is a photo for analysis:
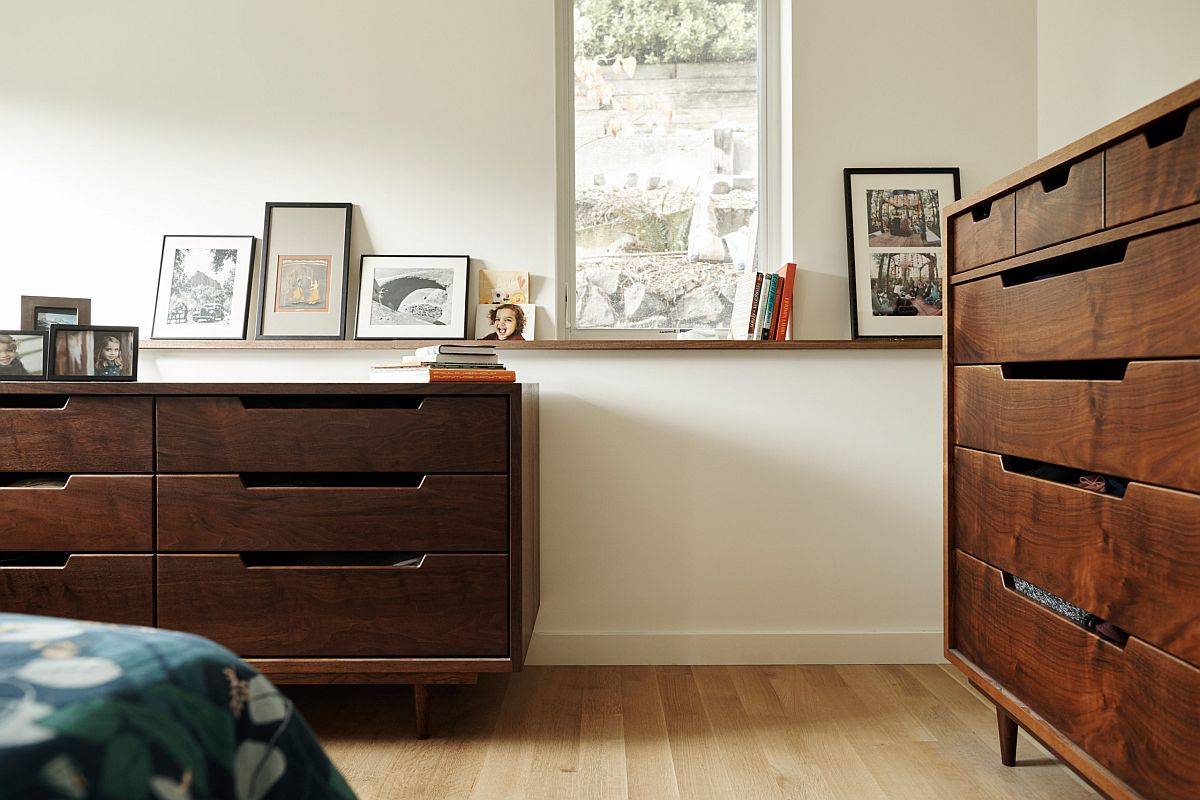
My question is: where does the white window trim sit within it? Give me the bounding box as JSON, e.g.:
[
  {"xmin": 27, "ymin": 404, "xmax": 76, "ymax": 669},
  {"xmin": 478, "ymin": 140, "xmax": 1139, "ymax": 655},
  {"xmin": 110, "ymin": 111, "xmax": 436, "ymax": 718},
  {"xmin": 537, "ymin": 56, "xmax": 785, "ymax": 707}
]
[{"xmin": 557, "ymin": 0, "xmax": 782, "ymax": 340}]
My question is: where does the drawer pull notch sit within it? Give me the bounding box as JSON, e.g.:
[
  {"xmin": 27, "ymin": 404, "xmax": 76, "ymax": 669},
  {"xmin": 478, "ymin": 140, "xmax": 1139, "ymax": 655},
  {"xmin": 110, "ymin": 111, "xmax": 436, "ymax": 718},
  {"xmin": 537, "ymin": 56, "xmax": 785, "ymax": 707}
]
[{"xmin": 1000, "ymin": 240, "xmax": 1128, "ymax": 287}]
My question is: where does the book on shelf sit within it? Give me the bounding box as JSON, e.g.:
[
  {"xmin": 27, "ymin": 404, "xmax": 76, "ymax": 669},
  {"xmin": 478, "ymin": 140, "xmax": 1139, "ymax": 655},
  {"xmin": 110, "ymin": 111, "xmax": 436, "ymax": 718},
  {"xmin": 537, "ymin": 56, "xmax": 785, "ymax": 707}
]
[
  {"xmin": 395, "ymin": 356, "xmax": 503, "ymax": 368},
  {"xmin": 773, "ymin": 262, "xmax": 796, "ymax": 341},
  {"xmin": 369, "ymin": 367, "xmax": 516, "ymax": 383},
  {"xmin": 414, "ymin": 344, "xmax": 497, "ymax": 359},
  {"xmin": 407, "ymin": 352, "xmax": 499, "ymax": 365},
  {"xmin": 728, "ymin": 270, "xmax": 763, "ymax": 340},
  {"xmin": 761, "ymin": 273, "xmax": 779, "ymax": 340},
  {"xmin": 728, "ymin": 263, "xmax": 798, "ymax": 341}
]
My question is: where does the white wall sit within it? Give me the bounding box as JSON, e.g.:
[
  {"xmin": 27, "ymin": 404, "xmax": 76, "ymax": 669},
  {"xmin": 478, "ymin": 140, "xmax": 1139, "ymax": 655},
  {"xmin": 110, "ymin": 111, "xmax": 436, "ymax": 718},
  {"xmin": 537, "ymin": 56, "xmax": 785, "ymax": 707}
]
[
  {"xmin": 1037, "ymin": 0, "xmax": 1200, "ymax": 155},
  {"xmin": 1, "ymin": 1, "xmax": 1037, "ymax": 664}
]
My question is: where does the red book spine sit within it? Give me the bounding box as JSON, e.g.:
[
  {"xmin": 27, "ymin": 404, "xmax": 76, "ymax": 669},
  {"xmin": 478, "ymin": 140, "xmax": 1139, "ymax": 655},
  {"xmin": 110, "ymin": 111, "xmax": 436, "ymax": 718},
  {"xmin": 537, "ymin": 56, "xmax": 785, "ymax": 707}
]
[{"xmin": 773, "ymin": 263, "xmax": 797, "ymax": 340}]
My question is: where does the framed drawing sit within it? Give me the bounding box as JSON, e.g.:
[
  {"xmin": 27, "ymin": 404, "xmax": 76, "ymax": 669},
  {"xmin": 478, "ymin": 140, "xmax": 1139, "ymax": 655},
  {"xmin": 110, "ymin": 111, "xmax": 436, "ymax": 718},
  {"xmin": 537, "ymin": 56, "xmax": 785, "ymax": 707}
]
[
  {"xmin": 49, "ymin": 325, "xmax": 138, "ymax": 381},
  {"xmin": 257, "ymin": 203, "xmax": 352, "ymax": 339},
  {"xmin": 0, "ymin": 331, "xmax": 48, "ymax": 380},
  {"xmin": 844, "ymin": 167, "xmax": 960, "ymax": 339},
  {"xmin": 20, "ymin": 296, "xmax": 91, "ymax": 332},
  {"xmin": 151, "ymin": 235, "xmax": 256, "ymax": 339},
  {"xmin": 354, "ymin": 255, "xmax": 470, "ymax": 340}
]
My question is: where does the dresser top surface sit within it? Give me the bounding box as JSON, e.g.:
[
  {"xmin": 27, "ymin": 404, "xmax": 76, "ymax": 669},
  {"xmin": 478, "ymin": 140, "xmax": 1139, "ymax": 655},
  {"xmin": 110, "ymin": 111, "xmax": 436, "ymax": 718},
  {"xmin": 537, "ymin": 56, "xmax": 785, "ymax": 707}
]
[{"xmin": 0, "ymin": 382, "xmax": 530, "ymax": 396}]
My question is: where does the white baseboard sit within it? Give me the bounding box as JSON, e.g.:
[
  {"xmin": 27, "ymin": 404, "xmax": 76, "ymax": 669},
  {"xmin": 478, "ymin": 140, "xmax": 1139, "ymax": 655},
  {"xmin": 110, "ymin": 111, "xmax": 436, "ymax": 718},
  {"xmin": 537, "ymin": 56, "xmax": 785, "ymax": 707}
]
[{"xmin": 524, "ymin": 630, "xmax": 946, "ymax": 665}]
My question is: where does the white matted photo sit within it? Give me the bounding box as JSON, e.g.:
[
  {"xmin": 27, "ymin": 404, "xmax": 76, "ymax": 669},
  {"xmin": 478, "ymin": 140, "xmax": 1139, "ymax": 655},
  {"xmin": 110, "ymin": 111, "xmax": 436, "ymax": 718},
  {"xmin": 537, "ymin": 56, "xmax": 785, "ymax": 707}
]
[
  {"xmin": 475, "ymin": 303, "xmax": 535, "ymax": 341},
  {"xmin": 355, "ymin": 255, "xmax": 470, "ymax": 339},
  {"xmin": 151, "ymin": 235, "xmax": 255, "ymax": 339},
  {"xmin": 844, "ymin": 168, "xmax": 959, "ymax": 338}
]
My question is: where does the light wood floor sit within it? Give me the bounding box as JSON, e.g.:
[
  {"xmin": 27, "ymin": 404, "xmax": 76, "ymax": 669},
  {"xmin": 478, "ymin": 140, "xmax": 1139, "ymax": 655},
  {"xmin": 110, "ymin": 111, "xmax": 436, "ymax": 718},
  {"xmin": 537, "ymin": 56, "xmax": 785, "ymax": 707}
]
[{"xmin": 290, "ymin": 665, "xmax": 1096, "ymax": 800}]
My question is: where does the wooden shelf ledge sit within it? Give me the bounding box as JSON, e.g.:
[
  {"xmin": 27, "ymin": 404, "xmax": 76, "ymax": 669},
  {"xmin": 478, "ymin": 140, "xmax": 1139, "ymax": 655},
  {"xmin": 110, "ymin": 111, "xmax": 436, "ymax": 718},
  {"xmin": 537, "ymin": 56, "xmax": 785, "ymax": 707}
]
[{"xmin": 140, "ymin": 338, "xmax": 940, "ymax": 352}]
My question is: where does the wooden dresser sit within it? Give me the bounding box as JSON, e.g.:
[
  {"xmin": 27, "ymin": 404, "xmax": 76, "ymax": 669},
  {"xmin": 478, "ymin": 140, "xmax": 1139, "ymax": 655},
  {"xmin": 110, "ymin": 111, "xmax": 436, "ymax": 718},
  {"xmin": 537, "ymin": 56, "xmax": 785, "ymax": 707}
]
[
  {"xmin": 943, "ymin": 81, "xmax": 1200, "ymax": 798},
  {"xmin": 0, "ymin": 382, "xmax": 538, "ymax": 738}
]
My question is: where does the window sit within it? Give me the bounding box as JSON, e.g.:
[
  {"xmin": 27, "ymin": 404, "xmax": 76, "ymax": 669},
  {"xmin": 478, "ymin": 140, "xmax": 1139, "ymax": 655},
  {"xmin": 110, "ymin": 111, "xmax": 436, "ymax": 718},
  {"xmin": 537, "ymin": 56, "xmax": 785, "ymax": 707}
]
[{"xmin": 567, "ymin": 0, "xmax": 766, "ymax": 336}]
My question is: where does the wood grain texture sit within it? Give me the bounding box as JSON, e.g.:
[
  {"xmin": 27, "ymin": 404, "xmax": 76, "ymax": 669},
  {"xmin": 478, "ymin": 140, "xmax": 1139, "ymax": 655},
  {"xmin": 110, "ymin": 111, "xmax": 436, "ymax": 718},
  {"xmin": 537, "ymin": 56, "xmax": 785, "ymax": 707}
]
[
  {"xmin": 954, "ymin": 362, "xmax": 1200, "ymax": 492},
  {"xmin": 0, "ymin": 396, "xmax": 152, "ymax": 472},
  {"xmin": 0, "ymin": 475, "xmax": 152, "ymax": 551},
  {"xmin": 1015, "ymin": 153, "xmax": 1104, "ymax": 254},
  {"xmin": 157, "ymin": 474, "xmax": 508, "ymax": 552},
  {"xmin": 511, "ymin": 384, "xmax": 540, "ymax": 669},
  {"xmin": 953, "ymin": 550, "xmax": 1200, "ymax": 800},
  {"xmin": 156, "ymin": 395, "xmax": 508, "ymax": 472},
  {"xmin": 954, "ymin": 221, "xmax": 1200, "ymax": 363},
  {"xmin": 156, "ymin": 554, "xmax": 509, "ymax": 658},
  {"xmin": 295, "ymin": 666, "xmax": 1097, "ymax": 800},
  {"xmin": 953, "ymin": 447, "xmax": 1200, "ymax": 666},
  {"xmin": 951, "ymin": 193, "xmax": 1015, "ymax": 273},
  {"xmin": 0, "ymin": 554, "xmax": 152, "ymax": 625},
  {"xmin": 945, "ymin": 79, "xmax": 1200, "ymax": 217},
  {"xmin": 1106, "ymin": 103, "xmax": 1200, "ymax": 226}
]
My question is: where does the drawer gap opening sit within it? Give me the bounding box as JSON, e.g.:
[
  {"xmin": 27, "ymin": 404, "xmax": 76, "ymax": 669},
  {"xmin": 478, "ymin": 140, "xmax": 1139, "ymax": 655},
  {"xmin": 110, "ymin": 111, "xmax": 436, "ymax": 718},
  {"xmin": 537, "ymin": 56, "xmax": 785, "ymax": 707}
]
[
  {"xmin": 1142, "ymin": 107, "xmax": 1191, "ymax": 148},
  {"xmin": 969, "ymin": 201, "xmax": 994, "ymax": 223},
  {"xmin": 1004, "ymin": 572, "xmax": 1130, "ymax": 648},
  {"xmin": 0, "ymin": 553, "xmax": 71, "ymax": 568},
  {"xmin": 1000, "ymin": 359, "xmax": 1128, "ymax": 381},
  {"xmin": 999, "ymin": 455, "xmax": 1128, "ymax": 497},
  {"xmin": 239, "ymin": 473, "xmax": 426, "ymax": 489},
  {"xmin": 0, "ymin": 473, "xmax": 71, "ymax": 489},
  {"xmin": 240, "ymin": 396, "xmax": 425, "ymax": 410},
  {"xmin": 0, "ymin": 396, "xmax": 68, "ymax": 409},
  {"xmin": 1000, "ymin": 240, "xmax": 1128, "ymax": 287},
  {"xmin": 1038, "ymin": 163, "xmax": 1072, "ymax": 193},
  {"xmin": 239, "ymin": 552, "xmax": 427, "ymax": 568}
]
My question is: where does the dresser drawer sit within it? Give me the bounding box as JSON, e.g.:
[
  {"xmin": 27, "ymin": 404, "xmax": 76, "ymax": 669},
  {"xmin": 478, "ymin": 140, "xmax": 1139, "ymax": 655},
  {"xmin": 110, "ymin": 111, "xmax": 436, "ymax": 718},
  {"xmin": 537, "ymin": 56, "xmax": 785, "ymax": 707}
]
[
  {"xmin": 954, "ymin": 362, "xmax": 1200, "ymax": 492},
  {"xmin": 1107, "ymin": 104, "xmax": 1200, "ymax": 226},
  {"xmin": 0, "ymin": 475, "xmax": 153, "ymax": 551},
  {"xmin": 954, "ymin": 221, "xmax": 1200, "ymax": 363},
  {"xmin": 157, "ymin": 554, "xmax": 508, "ymax": 657},
  {"xmin": 1015, "ymin": 152, "xmax": 1104, "ymax": 254},
  {"xmin": 156, "ymin": 395, "xmax": 508, "ymax": 473},
  {"xmin": 953, "ymin": 550, "xmax": 1200, "ymax": 800},
  {"xmin": 951, "ymin": 193, "xmax": 1015, "ymax": 273},
  {"xmin": 157, "ymin": 474, "xmax": 508, "ymax": 552},
  {"xmin": 0, "ymin": 396, "xmax": 153, "ymax": 472},
  {"xmin": 0, "ymin": 554, "xmax": 153, "ymax": 625},
  {"xmin": 953, "ymin": 447, "xmax": 1200, "ymax": 665}
]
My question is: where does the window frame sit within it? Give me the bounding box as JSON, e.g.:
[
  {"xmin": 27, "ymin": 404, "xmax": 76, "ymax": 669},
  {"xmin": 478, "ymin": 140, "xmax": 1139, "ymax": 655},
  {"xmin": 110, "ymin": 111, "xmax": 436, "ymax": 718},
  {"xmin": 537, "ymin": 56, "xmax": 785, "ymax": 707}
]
[{"xmin": 557, "ymin": 0, "xmax": 781, "ymax": 340}]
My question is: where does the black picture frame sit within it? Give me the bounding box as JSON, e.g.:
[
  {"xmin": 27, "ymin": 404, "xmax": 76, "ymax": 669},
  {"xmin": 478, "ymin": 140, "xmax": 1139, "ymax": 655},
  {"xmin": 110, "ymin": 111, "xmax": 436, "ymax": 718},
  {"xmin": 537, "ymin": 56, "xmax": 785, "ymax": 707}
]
[
  {"xmin": 256, "ymin": 202, "xmax": 353, "ymax": 340},
  {"xmin": 20, "ymin": 296, "xmax": 91, "ymax": 332},
  {"xmin": 0, "ymin": 330, "xmax": 49, "ymax": 381},
  {"xmin": 151, "ymin": 234, "xmax": 257, "ymax": 340},
  {"xmin": 48, "ymin": 325, "xmax": 139, "ymax": 382},
  {"xmin": 844, "ymin": 167, "xmax": 961, "ymax": 340},
  {"xmin": 353, "ymin": 254, "xmax": 471, "ymax": 340}
]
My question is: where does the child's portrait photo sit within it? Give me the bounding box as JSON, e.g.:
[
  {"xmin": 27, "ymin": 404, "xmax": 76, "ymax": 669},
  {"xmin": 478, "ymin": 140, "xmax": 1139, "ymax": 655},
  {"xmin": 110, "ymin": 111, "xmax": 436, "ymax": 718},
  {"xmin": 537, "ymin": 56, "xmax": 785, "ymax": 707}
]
[
  {"xmin": 0, "ymin": 331, "xmax": 47, "ymax": 380},
  {"xmin": 475, "ymin": 303, "xmax": 535, "ymax": 341},
  {"xmin": 50, "ymin": 326, "xmax": 138, "ymax": 381}
]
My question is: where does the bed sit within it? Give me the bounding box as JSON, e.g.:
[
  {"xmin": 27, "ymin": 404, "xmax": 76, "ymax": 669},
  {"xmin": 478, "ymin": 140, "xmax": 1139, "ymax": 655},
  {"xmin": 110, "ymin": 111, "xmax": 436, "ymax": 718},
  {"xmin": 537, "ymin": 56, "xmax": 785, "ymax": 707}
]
[{"xmin": 0, "ymin": 613, "xmax": 355, "ymax": 800}]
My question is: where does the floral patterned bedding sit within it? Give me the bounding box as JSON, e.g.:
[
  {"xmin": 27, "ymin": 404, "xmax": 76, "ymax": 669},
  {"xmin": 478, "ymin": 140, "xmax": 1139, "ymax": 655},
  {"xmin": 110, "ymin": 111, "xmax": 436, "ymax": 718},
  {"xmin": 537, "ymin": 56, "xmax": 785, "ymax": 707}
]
[{"xmin": 0, "ymin": 614, "xmax": 355, "ymax": 800}]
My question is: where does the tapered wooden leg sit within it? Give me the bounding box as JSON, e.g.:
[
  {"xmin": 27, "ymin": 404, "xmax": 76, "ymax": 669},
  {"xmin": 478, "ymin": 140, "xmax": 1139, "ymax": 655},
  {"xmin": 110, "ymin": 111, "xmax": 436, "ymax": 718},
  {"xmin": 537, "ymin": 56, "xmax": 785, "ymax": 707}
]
[
  {"xmin": 997, "ymin": 707, "xmax": 1018, "ymax": 767},
  {"xmin": 413, "ymin": 682, "xmax": 430, "ymax": 739}
]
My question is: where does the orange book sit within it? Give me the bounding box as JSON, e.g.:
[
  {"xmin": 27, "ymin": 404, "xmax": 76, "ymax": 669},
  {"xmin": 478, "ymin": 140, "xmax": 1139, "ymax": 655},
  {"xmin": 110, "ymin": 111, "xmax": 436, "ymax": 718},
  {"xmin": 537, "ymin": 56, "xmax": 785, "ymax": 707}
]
[
  {"xmin": 772, "ymin": 262, "xmax": 797, "ymax": 340},
  {"xmin": 369, "ymin": 368, "xmax": 516, "ymax": 383}
]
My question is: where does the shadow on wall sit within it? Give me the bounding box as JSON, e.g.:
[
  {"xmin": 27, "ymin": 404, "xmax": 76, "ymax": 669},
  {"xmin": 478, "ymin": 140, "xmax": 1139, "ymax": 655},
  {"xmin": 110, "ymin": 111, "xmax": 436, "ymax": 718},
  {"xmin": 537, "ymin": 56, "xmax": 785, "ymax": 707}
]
[{"xmin": 792, "ymin": 269, "xmax": 853, "ymax": 340}]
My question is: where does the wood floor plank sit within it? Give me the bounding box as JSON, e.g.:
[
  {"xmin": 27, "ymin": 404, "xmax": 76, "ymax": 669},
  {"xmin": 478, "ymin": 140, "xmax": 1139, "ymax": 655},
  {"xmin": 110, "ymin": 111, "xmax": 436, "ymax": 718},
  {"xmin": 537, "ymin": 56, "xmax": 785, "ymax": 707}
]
[{"xmin": 294, "ymin": 665, "xmax": 1098, "ymax": 800}]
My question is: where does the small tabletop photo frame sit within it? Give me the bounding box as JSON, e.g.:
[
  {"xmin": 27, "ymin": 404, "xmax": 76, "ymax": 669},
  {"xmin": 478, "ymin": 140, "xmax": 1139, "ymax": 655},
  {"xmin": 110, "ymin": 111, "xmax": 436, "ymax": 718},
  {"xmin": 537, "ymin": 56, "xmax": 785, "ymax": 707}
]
[
  {"xmin": 0, "ymin": 331, "xmax": 49, "ymax": 380},
  {"xmin": 49, "ymin": 325, "xmax": 138, "ymax": 381},
  {"xmin": 257, "ymin": 203, "xmax": 352, "ymax": 340},
  {"xmin": 20, "ymin": 296, "xmax": 91, "ymax": 332}
]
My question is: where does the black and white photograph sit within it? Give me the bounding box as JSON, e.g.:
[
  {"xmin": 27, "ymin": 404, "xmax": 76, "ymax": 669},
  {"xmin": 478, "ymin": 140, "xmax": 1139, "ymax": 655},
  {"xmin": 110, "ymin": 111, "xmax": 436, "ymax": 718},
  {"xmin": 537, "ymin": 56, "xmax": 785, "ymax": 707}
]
[
  {"xmin": 49, "ymin": 325, "xmax": 138, "ymax": 381},
  {"xmin": 151, "ymin": 235, "xmax": 255, "ymax": 339},
  {"xmin": 258, "ymin": 203, "xmax": 352, "ymax": 339},
  {"xmin": 20, "ymin": 296, "xmax": 91, "ymax": 332},
  {"xmin": 845, "ymin": 167, "xmax": 959, "ymax": 338},
  {"xmin": 0, "ymin": 331, "xmax": 48, "ymax": 380},
  {"xmin": 355, "ymin": 255, "xmax": 469, "ymax": 339}
]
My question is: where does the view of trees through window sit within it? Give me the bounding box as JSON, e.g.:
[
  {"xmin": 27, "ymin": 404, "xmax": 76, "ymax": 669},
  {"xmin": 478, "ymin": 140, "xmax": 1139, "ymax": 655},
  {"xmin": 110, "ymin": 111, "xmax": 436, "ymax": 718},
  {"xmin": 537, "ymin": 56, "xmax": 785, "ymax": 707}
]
[{"xmin": 573, "ymin": 0, "xmax": 759, "ymax": 331}]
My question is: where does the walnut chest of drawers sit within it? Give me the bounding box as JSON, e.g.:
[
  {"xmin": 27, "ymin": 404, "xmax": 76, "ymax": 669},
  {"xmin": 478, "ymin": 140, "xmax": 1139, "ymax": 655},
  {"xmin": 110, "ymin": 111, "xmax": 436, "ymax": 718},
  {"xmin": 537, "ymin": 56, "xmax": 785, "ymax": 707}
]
[
  {"xmin": 944, "ymin": 81, "xmax": 1200, "ymax": 798},
  {"xmin": 0, "ymin": 382, "xmax": 539, "ymax": 737}
]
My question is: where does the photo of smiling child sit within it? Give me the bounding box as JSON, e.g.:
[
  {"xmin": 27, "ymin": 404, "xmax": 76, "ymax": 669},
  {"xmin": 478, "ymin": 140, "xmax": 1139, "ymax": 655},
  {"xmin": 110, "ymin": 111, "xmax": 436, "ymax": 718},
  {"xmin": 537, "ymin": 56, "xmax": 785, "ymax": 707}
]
[
  {"xmin": 475, "ymin": 303, "xmax": 535, "ymax": 341},
  {"xmin": 0, "ymin": 332, "xmax": 46, "ymax": 380},
  {"xmin": 50, "ymin": 326, "xmax": 138, "ymax": 381}
]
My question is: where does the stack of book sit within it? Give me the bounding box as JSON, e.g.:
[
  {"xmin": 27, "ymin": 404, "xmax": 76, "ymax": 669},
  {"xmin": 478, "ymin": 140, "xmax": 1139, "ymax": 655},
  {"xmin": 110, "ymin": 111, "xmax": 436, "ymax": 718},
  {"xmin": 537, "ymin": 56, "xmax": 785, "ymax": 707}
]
[
  {"xmin": 728, "ymin": 262, "xmax": 796, "ymax": 341},
  {"xmin": 369, "ymin": 344, "xmax": 516, "ymax": 382}
]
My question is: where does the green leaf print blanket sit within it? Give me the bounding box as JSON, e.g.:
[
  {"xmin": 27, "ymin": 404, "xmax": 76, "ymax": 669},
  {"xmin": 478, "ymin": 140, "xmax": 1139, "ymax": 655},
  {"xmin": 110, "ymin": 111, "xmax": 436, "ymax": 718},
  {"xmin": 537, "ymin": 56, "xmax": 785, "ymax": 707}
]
[{"xmin": 0, "ymin": 614, "xmax": 355, "ymax": 800}]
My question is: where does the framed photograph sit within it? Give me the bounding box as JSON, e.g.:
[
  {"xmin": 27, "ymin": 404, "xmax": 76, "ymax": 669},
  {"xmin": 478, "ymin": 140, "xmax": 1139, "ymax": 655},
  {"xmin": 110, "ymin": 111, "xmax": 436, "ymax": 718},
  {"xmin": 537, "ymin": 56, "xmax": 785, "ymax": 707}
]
[
  {"xmin": 151, "ymin": 235, "xmax": 256, "ymax": 340},
  {"xmin": 474, "ymin": 303, "xmax": 535, "ymax": 341},
  {"xmin": 20, "ymin": 296, "xmax": 91, "ymax": 332},
  {"xmin": 0, "ymin": 331, "xmax": 48, "ymax": 380},
  {"xmin": 844, "ymin": 167, "xmax": 960, "ymax": 339},
  {"xmin": 49, "ymin": 326, "xmax": 138, "ymax": 381},
  {"xmin": 355, "ymin": 255, "xmax": 470, "ymax": 340},
  {"xmin": 257, "ymin": 203, "xmax": 352, "ymax": 339}
]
